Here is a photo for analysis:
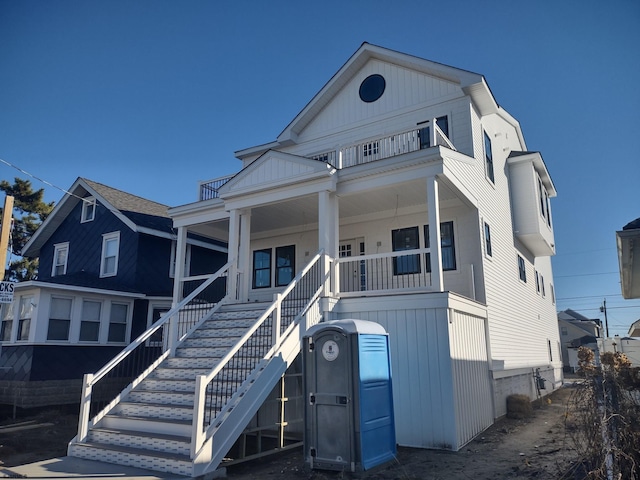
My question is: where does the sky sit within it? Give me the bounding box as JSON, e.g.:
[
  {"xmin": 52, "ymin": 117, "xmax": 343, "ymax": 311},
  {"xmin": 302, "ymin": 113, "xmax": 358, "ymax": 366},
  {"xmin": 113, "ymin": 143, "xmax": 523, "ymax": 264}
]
[{"xmin": 1, "ymin": 1, "xmax": 639, "ymax": 336}]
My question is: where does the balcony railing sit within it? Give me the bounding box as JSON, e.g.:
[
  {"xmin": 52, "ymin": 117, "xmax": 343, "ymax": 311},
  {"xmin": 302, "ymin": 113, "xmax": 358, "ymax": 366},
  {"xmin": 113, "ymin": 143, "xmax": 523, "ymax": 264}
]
[
  {"xmin": 313, "ymin": 121, "xmax": 455, "ymax": 170},
  {"xmin": 199, "ymin": 175, "xmax": 234, "ymax": 201}
]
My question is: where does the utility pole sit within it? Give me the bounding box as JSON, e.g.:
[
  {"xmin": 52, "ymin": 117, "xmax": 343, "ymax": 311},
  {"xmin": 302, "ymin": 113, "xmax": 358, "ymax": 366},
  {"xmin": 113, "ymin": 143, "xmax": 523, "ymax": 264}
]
[
  {"xmin": 600, "ymin": 298, "xmax": 609, "ymax": 338},
  {"xmin": 0, "ymin": 195, "xmax": 14, "ymax": 281}
]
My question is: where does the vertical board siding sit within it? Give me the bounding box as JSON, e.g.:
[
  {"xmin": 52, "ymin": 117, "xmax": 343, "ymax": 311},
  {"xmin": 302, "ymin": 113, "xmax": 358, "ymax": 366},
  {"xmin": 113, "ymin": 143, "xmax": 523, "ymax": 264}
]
[
  {"xmin": 333, "ymin": 295, "xmax": 462, "ymax": 450},
  {"xmin": 448, "ymin": 310, "xmax": 494, "ymax": 448}
]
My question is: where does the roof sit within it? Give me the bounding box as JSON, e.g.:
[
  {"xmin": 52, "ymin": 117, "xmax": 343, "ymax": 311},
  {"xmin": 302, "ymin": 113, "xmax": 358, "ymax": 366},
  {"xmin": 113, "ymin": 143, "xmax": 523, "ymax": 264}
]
[
  {"xmin": 236, "ymin": 42, "xmax": 525, "ymax": 160},
  {"xmin": 623, "ymin": 217, "xmax": 640, "ymax": 230},
  {"xmin": 22, "ymin": 177, "xmax": 173, "ymax": 257}
]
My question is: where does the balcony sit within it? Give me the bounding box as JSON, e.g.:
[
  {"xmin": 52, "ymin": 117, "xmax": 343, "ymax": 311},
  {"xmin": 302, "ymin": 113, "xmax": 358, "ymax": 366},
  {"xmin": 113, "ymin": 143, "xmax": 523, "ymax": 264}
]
[
  {"xmin": 313, "ymin": 121, "xmax": 455, "ymax": 169},
  {"xmin": 198, "ymin": 121, "xmax": 454, "ymax": 202}
]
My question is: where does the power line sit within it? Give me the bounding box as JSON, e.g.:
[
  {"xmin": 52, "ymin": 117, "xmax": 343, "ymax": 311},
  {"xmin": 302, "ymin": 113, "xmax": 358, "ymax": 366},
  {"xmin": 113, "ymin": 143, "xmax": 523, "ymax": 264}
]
[
  {"xmin": 554, "ymin": 272, "xmax": 619, "ymax": 278},
  {"xmin": 0, "ymin": 157, "xmax": 85, "ymax": 202},
  {"xmin": 556, "ymin": 294, "xmax": 623, "ymax": 300}
]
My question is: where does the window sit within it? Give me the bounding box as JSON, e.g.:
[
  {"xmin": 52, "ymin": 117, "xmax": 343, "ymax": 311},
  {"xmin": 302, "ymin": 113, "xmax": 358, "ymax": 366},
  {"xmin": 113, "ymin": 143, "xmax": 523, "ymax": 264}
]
[
  {"xmin": 275, "ymin": 245, "xmax": 295, "ymax": 287},
  {"xmin": 424, "ymin": 221, "xmax": 456, "ymax": 271},
  {"xmin": 48, "ymin": 297, "xmax": 72, "ymax": 341},
  {"xmin": 363, "ymin": 141, "xmax": 379, "ymax": 157},
  {"xmin": 392, "ymin": 227, "xmax": 420, "ymax": 275},
  {"xmin": 17, "ymin": 296, "xmax": 34, "ymax": 341},
  {"xmin": 535, "ymin": 271, "xmax": 540, "ymax": 294},
  {"xmin": 540, "ymin": 274, "xmax": 546, "ymax": 297},
  {"xmin": 81, "ymin": 197, "xmax": 96, "ymax": 222},
  {"xmin": 551, "ymin": 284, "xmax": 555, "ymax": 304},
  {"xmin": 419, "ymin": 116, "xmax": 449, "ymax": 149},
  {"xmin": 483, "ymin": 222, "xmax": 492, "ymax": 257},
  {"xmin": 253, "ymin": 249, "xmax": 272, "ymax": 288},
  {"xmin": 518, "ymin": 255, "xmax": 526, "ymax": 282},
  {"xmin": 547, "ymin": 340, "xmax": 553, "ymax": 362},
  {"xmin": 108, "ymin": 303, "xmax": 128, "ymax": 342},
  {"xmin": 79, "ymin": 300, "xmax": 101, "ymax": 342},
  {"xmin": 484, "ymin": 131, "xmax": 494, "ymax": 183},
  {"xmin": 537, "ymin": 177, "xmax": 553, "ymax": 228},
  {"xmin": 52, "ymin": 242, "xmax": 69, "ymax": 276},
  {"xmin": 100, "ymin": 232, "xmax": 120, "ymax": 277},
  {"xmin": 0, "ymin": 303, "xmax": 14, "ymax": 342},
  {"xmin": 561, "ymin": 326, "xmax": 568, "ymax": 336}
]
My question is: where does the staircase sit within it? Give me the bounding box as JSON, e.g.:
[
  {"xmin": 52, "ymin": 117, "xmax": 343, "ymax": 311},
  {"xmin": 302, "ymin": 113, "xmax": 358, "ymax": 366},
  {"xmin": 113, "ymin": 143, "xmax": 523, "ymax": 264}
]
[{"xmin": 68, "ymin": 253, "xmax": 327, "ymax": 477}]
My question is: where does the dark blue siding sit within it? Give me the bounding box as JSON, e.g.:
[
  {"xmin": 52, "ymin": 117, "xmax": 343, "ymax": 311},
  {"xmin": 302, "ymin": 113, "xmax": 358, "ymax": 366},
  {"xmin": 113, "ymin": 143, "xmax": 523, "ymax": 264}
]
[{"xmin": 135, "ymin": 235, "xmax": 173, "ymax": 296}]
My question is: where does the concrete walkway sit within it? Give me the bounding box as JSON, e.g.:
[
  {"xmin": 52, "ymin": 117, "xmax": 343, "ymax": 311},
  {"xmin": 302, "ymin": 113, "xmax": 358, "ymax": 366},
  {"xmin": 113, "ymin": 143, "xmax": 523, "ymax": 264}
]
[{"xmin": 0, "ymin": 456, "xmax": 222, "ymax": 479}]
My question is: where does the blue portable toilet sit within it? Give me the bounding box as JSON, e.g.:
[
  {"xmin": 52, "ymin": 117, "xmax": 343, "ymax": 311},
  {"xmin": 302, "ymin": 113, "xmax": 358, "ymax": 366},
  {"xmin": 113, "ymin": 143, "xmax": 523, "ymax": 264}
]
[{"xmin": 303, "ymin": 319, "xmax": 396, "ymax": 472}]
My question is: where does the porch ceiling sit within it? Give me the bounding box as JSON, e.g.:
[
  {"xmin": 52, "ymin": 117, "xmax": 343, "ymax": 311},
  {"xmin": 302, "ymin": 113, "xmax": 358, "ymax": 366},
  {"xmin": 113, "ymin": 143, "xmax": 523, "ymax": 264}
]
[{"xmin": 186, "ymin": 178, "xmax": 460, "ymax": 241}]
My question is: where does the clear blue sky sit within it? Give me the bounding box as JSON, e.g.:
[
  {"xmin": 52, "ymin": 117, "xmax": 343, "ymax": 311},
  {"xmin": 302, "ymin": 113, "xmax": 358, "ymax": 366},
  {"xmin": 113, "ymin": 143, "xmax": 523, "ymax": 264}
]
[{"xmin": 1, "ymin": 1, "xmax": 639, "ymax": 336}]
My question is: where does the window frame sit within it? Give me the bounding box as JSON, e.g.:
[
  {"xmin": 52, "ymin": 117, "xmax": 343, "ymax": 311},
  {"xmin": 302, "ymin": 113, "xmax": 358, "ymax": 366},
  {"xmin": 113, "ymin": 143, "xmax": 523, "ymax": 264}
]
[
  {"xmin": 0, "ymin": 303, "xmax": 14, "ymax": 342},
  {"xmin": 517, "ymin": 255, "xmax": 527, "ymax": 282},
  {"xmin": 484, "ymin": 131, "xmax": 495, "ymax": 183},
  {"xmin": 79, "ymin": 299, "xmax": 102, "ymax": 342},
  {"xmin": 275, "ymin": 245, "xmax": 295, "ymax": 287},
  {"xmin": 17, "ymin": 295, "xmax": 34, "ymax": 341},
  {"xmin": 47, "ymin": 296, "xmax": 73, "ymax": 342},
  {"xmin": 419, "ymin": 115, "xmax": 450, "ymax": 149},
  {"xmin": 252, "ymin": 248, "xmax": 272, "ymax": 289},
  {"xmin": 52, "ymin": 242, "xmax": 69, "ymax": 277},
  {"xmin": 100, "ymin": 231, "xmax": 120, "ymax": 278},
  {"xmin": 81, "ymin": 197, "xmax": 96, "ymax": 223},
  {"xmin": 392, "ymin": 226, "xmax": 421, "ymax": 275},
  {"xmin": 424, "ymin": 221, "xmax": 457, "ymax": 272},
  {"xmin": 107, "ymin": 302, "xmax": 129, "ymax": 343},
  {"xmin": 483, "ymin": 222, "xmax": 492, "ymax": 258}
]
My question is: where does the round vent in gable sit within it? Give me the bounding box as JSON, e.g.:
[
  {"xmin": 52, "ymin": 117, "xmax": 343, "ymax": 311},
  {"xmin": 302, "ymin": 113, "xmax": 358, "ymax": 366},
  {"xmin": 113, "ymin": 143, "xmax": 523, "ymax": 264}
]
[{"xmin": 359, "ymin": 74, "xmax": 386, "ymax": 103}]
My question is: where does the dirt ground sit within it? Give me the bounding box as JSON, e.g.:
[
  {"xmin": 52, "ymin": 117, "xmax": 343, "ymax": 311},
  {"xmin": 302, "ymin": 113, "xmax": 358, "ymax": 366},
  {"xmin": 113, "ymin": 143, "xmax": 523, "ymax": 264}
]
[{"xmin": 0, "ymin": 385, "xmax": 579, "ymax": 479}]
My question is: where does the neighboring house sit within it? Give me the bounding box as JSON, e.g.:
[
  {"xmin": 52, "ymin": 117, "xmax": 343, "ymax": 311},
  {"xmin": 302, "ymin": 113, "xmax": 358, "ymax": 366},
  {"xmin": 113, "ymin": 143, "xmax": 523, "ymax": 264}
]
[
  {"xmin": 557, "ymin": 309, "xmax": 602, "ymax": 372},
  {"xmin": 616, "ymin": 217, "xmax": 640, "ymax": 299},
  {"xmin": 629, "ymin": 319, "xmax": 640, "ymax": 337},
  {"xmin": 69, "ymin": 44, "xmax": 562, "ymax": 477},
  {"xmin": 599, "ymin": 336, "xmax": 640, "ymax": 367},
  {"xmin": 0, "ymin": 177, "xmax": 227, "ymax": 409}
]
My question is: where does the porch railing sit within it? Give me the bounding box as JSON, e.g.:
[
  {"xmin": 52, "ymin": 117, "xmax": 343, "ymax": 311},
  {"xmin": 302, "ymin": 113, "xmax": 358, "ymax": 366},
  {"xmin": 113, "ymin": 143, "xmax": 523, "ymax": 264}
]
[
  {"xmin": 75, "ymin": 261, "xmax": 233, "ymax": 442},
  {"xmin": 191, "ymin": 251, "xmax": 327, "ymax": 458},
  {"xmin": 337, "ymin": 248, "xmax": 433, "ymax": 293},
  {"xmin": 199, "ymin": 175, "xmax": 235, "ymax": 201}
]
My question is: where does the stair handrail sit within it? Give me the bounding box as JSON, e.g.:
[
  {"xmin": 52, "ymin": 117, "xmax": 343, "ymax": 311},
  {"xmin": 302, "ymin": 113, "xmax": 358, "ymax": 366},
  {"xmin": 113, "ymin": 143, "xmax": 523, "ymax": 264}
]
[
  {"xmin": 76, "ymin": 259, "xmax": 233, "ymax": 441},
  {"xmin": 191, "ymin": 250, "xmax": 327, "ymax": 456}
]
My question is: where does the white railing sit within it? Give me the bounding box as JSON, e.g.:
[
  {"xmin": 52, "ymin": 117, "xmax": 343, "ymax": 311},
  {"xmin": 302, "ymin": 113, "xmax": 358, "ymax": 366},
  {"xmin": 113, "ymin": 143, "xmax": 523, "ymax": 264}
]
[
  {"xmin": 190, "ymin": 251, "xmax": 327, "ymax": 459},
  {"xmin": 311, "ymin": 120, "xmax": 455, "ymax": 170},
  {"xmin": 75, "ymin": 261, "xmax": 233, "ymax": 442},
  {"xmin": 336, "ymin": 248, "xmax": 433, "ymax": 293}
]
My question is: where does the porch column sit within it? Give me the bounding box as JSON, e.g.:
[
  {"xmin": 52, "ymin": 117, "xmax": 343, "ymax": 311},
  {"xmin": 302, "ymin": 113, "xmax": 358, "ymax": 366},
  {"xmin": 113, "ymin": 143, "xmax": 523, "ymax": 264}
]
[
  {"xmin": 227, "ymin": 209, "xmax": 240, "ymax": 301},
  {"xmin": 237, "ymin": 210, "xmax": 252, "ymax": 302},
  {"xmin": 427, "ymin": 176, "xmax": 444, "ymax": 291},
  {"xmin": 172, "ymin": 226, "xmax": 188, "ymax": 303},
  {"xmin": 318, "ymin": 190, "xmax": 338, "ymax": 295}
]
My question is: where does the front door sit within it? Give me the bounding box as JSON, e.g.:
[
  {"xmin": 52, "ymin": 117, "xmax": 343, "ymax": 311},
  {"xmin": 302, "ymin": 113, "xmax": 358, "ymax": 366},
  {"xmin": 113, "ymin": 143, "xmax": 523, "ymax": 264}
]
[{"xmin": 339, "ymin": 238, "xmax": 365, "ymax": 293}]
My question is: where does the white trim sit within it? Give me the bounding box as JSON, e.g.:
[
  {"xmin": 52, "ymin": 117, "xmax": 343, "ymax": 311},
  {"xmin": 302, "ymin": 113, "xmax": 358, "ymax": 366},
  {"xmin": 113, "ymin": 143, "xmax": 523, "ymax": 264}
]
[
  {"xmin": 52, "ymin": 242, "xmax": 69, "ymax": 276},
  {"xmin": 81, "ymin": 197, "xmax": 96, "ymax": 223},
  {"xmin": 100, "ymin": 231, "xmax": 120, "ymax": 278}
]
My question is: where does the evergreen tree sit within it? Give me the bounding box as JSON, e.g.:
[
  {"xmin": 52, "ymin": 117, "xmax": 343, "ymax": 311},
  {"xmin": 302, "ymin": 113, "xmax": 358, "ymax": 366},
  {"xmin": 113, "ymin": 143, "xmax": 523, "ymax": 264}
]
[{"xmin": 0, "ymin": 177, "xmax": 54, "ymax": 281}]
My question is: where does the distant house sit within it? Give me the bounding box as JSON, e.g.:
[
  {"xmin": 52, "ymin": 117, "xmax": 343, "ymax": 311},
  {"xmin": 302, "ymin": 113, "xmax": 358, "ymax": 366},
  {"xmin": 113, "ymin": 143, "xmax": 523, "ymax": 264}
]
[
  {"xmin": 599, "ymin": 336, "xmax": 640, "ymax": 367},
  {"xmin": 629, "ymin": 319, "xmax": 640, "ymax": 337},
  {"xmin": 616, "ymin": 217, "xmax": 640, "ymax": 299},
  {"xmin": 69, "ymin": 44, "xmax": 562, "ymax": 477},
  {"xmin": 557, "ymin": 309, "xmax": 602, "ymax": 372},
  {"xmin": 0, "ymin": 178, "xmax": 227, "ymax": 408}
]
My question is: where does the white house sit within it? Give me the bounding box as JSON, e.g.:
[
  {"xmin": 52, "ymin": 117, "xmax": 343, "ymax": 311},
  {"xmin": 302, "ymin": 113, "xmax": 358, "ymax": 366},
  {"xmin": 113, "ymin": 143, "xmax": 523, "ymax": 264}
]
[
  {"xmin": 68, "ymin": 43, "xmax": 562, "ymax": 477},
  {"xmin": 557, "ymin": 309, "xmax": 602, "ymax": 372}
]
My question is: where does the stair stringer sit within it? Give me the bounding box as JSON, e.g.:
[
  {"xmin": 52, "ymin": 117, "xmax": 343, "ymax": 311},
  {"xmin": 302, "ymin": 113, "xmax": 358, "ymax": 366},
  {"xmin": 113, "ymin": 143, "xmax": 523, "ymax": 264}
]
[{"xmin": 193, "ymin": 318, "xmax": 306, "ymax": 477}]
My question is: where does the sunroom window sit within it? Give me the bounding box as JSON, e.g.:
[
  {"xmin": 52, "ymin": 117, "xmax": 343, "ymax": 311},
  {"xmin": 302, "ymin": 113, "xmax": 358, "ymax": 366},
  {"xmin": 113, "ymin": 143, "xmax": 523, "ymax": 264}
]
[{"xmin": 48, "ymin": 297, "xmax": 72, "ymax": 341}]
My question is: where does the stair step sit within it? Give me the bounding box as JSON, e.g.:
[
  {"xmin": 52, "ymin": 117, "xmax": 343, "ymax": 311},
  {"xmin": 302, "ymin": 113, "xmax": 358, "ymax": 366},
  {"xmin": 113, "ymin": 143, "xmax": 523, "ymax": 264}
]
[
  {"xmin": 88, "ymin": 427, "xmax": 191, "ymax": 456},
  {"xmin": 68, "ymin": 441, "xmax": 192, "ymax": 477},
  {"xmin": 175, "ymin": 346, "xmax": 237, "ymax": 358},
  {"xmin": 115, "ymin": 402, "xmax": 195, "ymax": 421},
  {"xmin": 153, "ymin": 366, "xmax": 214, "ymax": 378},
  {"xmin": 179, "ymin": 337, "xmax": 238, "ymax": 349},
  {"xmin": 101, "ymin": 413, "xmax": 193, "ymax": 436},
  {"xmin": 127, "ymin": 390, "xmax": 195, "ymax": 406},
  {"xmin": 137, "ymin": 378, "xmax": 195, "ymax": 392}
]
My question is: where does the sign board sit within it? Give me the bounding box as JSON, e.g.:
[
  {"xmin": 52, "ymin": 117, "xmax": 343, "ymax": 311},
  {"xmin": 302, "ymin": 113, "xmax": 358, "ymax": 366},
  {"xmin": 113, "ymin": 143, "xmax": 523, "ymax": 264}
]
[{"xmin": 0, "ymin": 281, "xmax": 15, "ymax": 304}]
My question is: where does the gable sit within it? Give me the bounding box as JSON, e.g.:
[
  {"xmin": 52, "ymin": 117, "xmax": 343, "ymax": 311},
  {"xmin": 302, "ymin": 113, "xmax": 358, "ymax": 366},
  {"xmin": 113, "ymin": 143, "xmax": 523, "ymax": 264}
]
[
  {"xmin": 297, "ymin": 58, "xmax": 461, "ymax": 141},
  {"xmin": 220, "ymin": 151, "xmax": 335, "ymax": 199}
]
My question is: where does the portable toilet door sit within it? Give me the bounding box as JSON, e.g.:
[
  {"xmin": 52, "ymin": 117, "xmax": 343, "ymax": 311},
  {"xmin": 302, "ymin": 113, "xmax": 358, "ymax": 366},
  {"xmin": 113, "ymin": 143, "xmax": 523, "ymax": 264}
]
[{"xmin": 303, "ymin": 319, "xmax": 396, "ymax": 472}]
